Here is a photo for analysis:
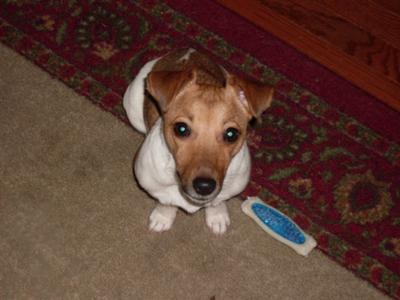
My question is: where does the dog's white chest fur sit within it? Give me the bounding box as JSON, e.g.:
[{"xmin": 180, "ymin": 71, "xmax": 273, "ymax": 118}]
[{"xmin": 134, "ymin": 119, "xmax": 201, "ymax": 213}]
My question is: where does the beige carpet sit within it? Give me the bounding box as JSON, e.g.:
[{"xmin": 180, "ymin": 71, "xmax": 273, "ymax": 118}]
[{"xmin": 0, "ymin": 44, "xmax": 388, "ymax": 300}]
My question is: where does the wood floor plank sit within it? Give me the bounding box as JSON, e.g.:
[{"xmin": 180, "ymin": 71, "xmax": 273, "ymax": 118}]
[
  {"xmin": 372, "ymin": 0, "xmax": 400, "ymax": 15},
  {"xmin": 262, "ymin": 0, "xmax": 400, "ymax": 84},
  {"xmin": 302, "ymin": 0, "xmax": 400, "ymax": 50},
  {"xmin": 216, "ymin": 0, "xmax": 400, "ymax": 112}
]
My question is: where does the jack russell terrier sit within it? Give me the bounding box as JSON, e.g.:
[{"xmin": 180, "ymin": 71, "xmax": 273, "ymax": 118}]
[{"xmin": 123, "ymin": 48, "xmax": 273, "ymax": 234}]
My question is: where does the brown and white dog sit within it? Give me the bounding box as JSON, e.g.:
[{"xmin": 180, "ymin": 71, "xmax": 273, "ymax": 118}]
[{"xmin": 123, "ymin": 48, "xmax": 273, "ymax": 234}]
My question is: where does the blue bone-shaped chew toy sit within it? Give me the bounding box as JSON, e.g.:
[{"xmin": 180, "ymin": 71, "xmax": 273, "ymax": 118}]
[{"xmin": 242, "ymin": 197, "xmax": 317, "ymax": 256}]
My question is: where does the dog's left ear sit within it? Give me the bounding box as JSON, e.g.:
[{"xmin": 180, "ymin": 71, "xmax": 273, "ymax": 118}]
[
  {"xmin": 228, "ymin": 76, "xmax": 274, "ymax": 119},
  {"xmin": 146, "ymin": 70, "xmax": 194, "ymax": 112}
]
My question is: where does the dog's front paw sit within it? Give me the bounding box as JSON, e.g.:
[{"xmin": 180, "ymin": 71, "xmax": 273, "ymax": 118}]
[
  {"xmin": 205, "ymin": 202, "xmax": 230, "ymax": 235},
  {"xmin": 149, "ymin": 204, "xmax": 178, "ymax": 232}
]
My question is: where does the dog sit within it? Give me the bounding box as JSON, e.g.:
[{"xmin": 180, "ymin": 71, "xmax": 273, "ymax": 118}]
[{"xmin": 123, "ymin": 48, "xmax": 273, "ymax": 234}]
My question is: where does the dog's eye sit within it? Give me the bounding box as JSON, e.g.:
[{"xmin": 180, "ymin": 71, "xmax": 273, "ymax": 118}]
[
  {"xmin": 174, "ymin": 122, "xmax": 191, "ymax": 138},
  {"xmin": 223, "ymin": 127, "xmax": 240, "ymax": 143}
]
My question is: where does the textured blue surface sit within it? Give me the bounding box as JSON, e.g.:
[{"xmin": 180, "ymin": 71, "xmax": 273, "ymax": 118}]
[{"xmin": 251, "ymin": 203, "xmax": 306, "ymax": 245}]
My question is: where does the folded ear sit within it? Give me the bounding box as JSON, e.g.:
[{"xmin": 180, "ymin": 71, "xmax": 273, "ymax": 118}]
[
  {"xmin": 229, "ymin": 76, "xmax": 274, "ymax": 118},
  {"xmin": 146, "ymin": 70, "xmax": 193, "ymax": 112}
]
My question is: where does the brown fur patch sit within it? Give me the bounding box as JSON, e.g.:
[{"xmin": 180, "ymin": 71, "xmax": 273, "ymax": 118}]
[{"xmin": 152, "ymin": 49, "xmax": 226, "ymax": 87}]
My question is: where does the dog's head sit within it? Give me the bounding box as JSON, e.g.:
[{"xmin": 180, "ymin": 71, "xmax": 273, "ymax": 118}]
[{"xmin": 146, "ymin": 68, "xmax": 273, "ymax": 205}]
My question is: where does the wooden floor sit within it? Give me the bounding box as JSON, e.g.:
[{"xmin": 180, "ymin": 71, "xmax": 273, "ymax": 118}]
[{"xmin": 217, "ymin": 0, "xmax": 400, "ymax": 112}]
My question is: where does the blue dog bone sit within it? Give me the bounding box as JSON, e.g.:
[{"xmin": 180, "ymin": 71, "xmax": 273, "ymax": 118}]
[{"xmin": 242, "ymin": 197, "xmax": 317, "ymax": 256}]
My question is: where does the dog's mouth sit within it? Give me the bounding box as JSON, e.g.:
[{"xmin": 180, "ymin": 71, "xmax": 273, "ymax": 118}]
[
  {"xmin": 179, "ymin": 182, "xmax": 220, "ymax": 207},
  {"xmin": 182, "ymin": 192, "xmax": 216, "ymax": 206}
]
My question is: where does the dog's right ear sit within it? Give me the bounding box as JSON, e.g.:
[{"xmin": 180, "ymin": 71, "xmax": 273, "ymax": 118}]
[
  {"xmin": 227, "ymin": 75, "xmax": 274, "ymax": 120},
  {"xmin": 146, "ymin": 70, "xmax": 194, "ymax": 112}
]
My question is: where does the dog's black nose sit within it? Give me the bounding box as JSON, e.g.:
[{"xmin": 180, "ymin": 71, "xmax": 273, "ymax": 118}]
[{"xmin": 193, "ymin": 177, "xmax": 216, "ymax": 196}]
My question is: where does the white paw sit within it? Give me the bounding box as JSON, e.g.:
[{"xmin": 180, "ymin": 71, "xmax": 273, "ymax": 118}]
[
  {"xmin": 149, "ymin": 205, "xmax": 177, "ymax": 232},
  {"xmin": 205, "ymin": 202, "xmax": 230, "ymax": 235}
]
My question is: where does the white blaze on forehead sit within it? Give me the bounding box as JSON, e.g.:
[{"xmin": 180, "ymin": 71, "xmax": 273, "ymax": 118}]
[
  {"xmin": 237, "ymin": 89, "xmax": 252, "ymax": 115},
  {"xmin": 178, "ymin": 48, "xmax": 196, "ymax": 63},
  {"xmin": 238, "ymin": 90, "xmax": 247, "ymax": 104}
]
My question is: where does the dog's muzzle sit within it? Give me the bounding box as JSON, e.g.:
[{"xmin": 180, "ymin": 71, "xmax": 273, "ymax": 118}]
[{"xmin": 181, "ymin": 176, "xmax": 219, "ymax": 206}]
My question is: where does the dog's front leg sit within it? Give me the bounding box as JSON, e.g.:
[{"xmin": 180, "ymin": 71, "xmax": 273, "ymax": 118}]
[
  {"xmin": 205, "ymin": 202, "xmax": 230, "ymax": 235},
  {"xmin": 149, "ymin": 204, "xmax": 178, "ymax": 232}
]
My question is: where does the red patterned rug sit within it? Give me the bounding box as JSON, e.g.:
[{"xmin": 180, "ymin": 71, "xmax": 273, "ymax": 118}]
[{"xmin": 1, "ymin": 0, "xmax": 399, "ymax": 298}]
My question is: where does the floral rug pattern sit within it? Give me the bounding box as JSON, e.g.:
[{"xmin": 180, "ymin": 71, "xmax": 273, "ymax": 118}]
[{"xmin": 1, "ymin": 0, "xmax": 399, "ymax": 298}]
